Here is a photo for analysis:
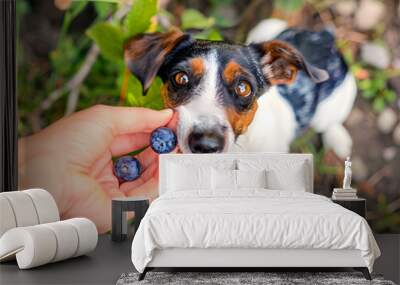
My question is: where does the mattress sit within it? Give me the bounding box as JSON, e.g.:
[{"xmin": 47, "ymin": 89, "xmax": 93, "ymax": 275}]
[{"xmin": 131, "ymin": 190, "xmax": 380, "ymax": 273}]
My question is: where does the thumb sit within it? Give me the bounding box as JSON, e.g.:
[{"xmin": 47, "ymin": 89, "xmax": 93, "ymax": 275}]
[{"xmin": 97, "ymin": 106, "xmax": 173, "ymax": 135}]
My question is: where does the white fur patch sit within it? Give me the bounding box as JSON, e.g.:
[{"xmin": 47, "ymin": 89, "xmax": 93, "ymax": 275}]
[
  {"xmin": 322, "ymin": 124, "xmax": 353, "ymax": 158},
  {"xmin": 233, "ymin": 86, "xmax": 297, "ymax": 152},
  {"xmin": 176, "ymin": 51, "xmax": 234, "ymax": 153},
  {"xmin": 310, "ymin": 72, "xmax": 357, "ymax": 131}
]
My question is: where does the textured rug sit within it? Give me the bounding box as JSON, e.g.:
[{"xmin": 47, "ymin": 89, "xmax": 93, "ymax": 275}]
[{"xmin": 116, "ymin": 272, "xmax": 396, "ymax": 285}]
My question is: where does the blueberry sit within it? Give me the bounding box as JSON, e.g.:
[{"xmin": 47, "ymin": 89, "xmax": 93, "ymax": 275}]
[
  {"xmin": 150, "ymin": 127, "xmax": 177, "ymax": 154},
  {"xmin": 113, "ymin": 156, "xmax": 141, "ymax": 182}
]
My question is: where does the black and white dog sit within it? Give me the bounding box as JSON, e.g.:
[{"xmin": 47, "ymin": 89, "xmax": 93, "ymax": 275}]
[{"xmin": 124, "ymin": 19, "xmax": 356, "ymax": 158}]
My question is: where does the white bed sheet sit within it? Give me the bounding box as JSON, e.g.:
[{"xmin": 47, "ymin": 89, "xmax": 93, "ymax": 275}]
[{"xmin": 131, "ymin": 190, "xmax": 380, "ymax": 273}]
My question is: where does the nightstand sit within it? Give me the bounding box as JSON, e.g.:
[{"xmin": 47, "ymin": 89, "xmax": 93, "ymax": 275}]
[
  {"xmin": 111, "ymin": 197, "xmax": 149, "ymax": 242},
  {"xmin": 331, "ymin": 198, "xmax": 366, "ymax": 218}
]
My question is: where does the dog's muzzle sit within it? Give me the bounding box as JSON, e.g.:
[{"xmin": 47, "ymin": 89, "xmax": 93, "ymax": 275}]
[{"xmin": 188, "ymin": 129, "xmax": 225, "ymax": 153}]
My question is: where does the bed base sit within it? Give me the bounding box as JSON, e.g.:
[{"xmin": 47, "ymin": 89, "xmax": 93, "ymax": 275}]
[
  {"xmin": 138, "ymin": 267, "xmax": 371, "ymax": 281},
  {"xmin": 138, "ymin": 248, "xmax": 372, "ymax": 281}
]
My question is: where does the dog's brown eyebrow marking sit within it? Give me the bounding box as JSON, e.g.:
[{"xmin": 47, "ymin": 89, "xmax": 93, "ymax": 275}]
[
  {"xmin": 223, "ymin": 60, "xmax": 244, "ymax": 83},
  {"xmin": 190, "ymin": 57, "xmax": 204, "ymax": 76},
  {"xmin": 161, "ymin": 82, "xmax": 176, "ymax": 108},
  {"xmin": 226, "ymin": 102, "xmax": 258, "ymax": 136}
]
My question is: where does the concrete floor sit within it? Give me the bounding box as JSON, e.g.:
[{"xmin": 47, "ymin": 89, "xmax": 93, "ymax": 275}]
[{"xmin": 0, "ymin": 234, "xmax": 398, "ymax": 285}]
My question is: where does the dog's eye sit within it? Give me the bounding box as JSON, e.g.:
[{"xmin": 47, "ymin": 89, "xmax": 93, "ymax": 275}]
[
  {"xmin": 235, "ymin": 81, "xmax": 252, "ymax": 97},
  {"xmin": 174, "ymin": 72, "xmax": 189, "ymax": 86}
]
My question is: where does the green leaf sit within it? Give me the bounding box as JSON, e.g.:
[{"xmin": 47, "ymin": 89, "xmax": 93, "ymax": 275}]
[
  {"xmin": 124, "ymin": 75, "xmax": 164, "ymax": 110},
  {"xmin": 87, "ymin": 23, "xmax": 123, "ymax": 61},
  {"xmin": 94, "ymin": 2, "xmax": 115, "ymax": 19},
  {"xmin": 372, "ymin": 97, "xmax": 385, "ymax": 112},
  {"xmin": 274, "ymin": 0, "xmax": 304, "ymax": 11},
  {"xmin": 123, "ymin": 0, "xmax": 157, "ymax": 37},
  {"xmin": 342, "ymin": 48, "xmax": 355, "ymax": 65},
  {"xmin": 358, "ymin": 79, "xmax": 371, "ymax": 90},
  {"xmin": 194, "ymin": 29, "xmax": 223, "ymax": 41},
  {"xmin": 371, "ymin": 77, "xmax": 385, "ymax": 90},
  {"xmin": 384, "ymin": 90, "xmax": 396, "ymax": 103},
  {"xmin": 207, "ymin": 29, "xmax": 223, "ymax": 41},
  {"xmin": 125, "ymin": 76, "xmax": 143, "ymax": 106},
  {"xmin": 181, "ymin": 9, "xmax": 215, "ymax": 30},
  {"xmin": 362, "ymin": 90, "xmax": 376, "ymax": 99}
]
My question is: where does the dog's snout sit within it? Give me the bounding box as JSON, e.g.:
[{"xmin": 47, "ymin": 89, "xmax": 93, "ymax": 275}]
[{"xmin": 188, "ymin": 130, "xmax": 225, "ymax": 153}]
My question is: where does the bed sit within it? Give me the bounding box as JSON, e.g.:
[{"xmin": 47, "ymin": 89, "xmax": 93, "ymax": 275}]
[{"xmin": 131, "ymin": 153, "xmax": 380, "ymax": 280}]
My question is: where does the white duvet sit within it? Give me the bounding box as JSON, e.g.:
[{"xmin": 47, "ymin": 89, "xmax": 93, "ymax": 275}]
[{"xmin": 131, "ymin": 190, "xmax": 380, "ymax": 273}]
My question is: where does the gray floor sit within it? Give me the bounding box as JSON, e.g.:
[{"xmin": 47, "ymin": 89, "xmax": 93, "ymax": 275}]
[
  {"xmin": 0, "ymin": 235, "xmax": 133, "ymax": 285},
  {"xmin": 1, "ymin": 234, "xmax": 399, "ymax": 285},
  {"xmin": 373, "ymin": 234, "xmax": 400, "ymax": 284}
]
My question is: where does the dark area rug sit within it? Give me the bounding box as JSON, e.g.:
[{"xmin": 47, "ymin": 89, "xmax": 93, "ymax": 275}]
[{"xmin": 116, "ymin": 272, "xmax": 396, "ymax": 285}]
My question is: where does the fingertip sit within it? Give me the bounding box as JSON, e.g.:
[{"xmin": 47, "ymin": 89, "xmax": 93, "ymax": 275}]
[
  {"xmin": 145, "ymin": 108, "xmax": 174, "ymax": 131},
  {"xmin": 109, "ymin": 107, "xmax": 175, "ymax": 135},
  {"xmin": 159, "ymin": 108, "xmax": 173, "ymax": 117}
]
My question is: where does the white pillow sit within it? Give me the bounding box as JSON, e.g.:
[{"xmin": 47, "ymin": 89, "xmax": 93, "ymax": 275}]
[
  {"xmin": 212, "ymin": 168, "xmax": 236, "ymax": 190},
  {"xmin": 238, "ymin": 159, "xmax": 309, "ymax": 191},
  {"xmin": 167, "ymin": 163, "xmax": 211, "ymax": 191},
  {"xmin": 236, "ymin": 169, "xmax": 267, "ymax": 189},
  {"xmin": 266, "ymin": 167, "xmax": 307, "ymax": 191}
]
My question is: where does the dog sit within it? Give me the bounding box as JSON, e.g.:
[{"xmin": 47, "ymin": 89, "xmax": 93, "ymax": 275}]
[{"xmin": 124, "ymin": 19, "xmax": 356, "ymax": 158}]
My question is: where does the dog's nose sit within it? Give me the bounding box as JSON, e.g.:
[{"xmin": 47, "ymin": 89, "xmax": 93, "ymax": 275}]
[{"xmin": 188, "ymin": 130, "xmax": 225, "ymax": 153}]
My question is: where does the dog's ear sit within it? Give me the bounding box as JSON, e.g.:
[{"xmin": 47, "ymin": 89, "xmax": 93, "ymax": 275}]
[
  {"xmin": 250, "ymin": 40, "xmax": 329, "ymax": 85},
  {"xmin": 124, "ymin": 30, "xmax": 190, "ymax": 93}
]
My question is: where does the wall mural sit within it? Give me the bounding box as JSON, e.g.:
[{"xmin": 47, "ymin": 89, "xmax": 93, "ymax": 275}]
[{"xmin": 17, "ymin": 0, "xmax": 400, "ymax": 233}]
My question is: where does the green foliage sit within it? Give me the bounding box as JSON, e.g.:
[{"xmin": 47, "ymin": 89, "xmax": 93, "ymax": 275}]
[
  {"xmin": 59, "ymin": 1, "xmax": 89, "ymax": 43},
  {"xmin": 123, "ymin": 0, "xmax": 157, "ymax": 38},
  {"xmin": 274, "ymin": 0, "xmax": 304, "ymax": 11},
  {"xmin": 371, "ymin": 194, "xmax": 400, "ymax": 233},
  {"xmin": 50, "ymin": 37, "xmax": 83, "ymax": 77},
  {"xmin": 194, "ymin": 29, "xmax": 223, "ymax": 40},
  {"xmin": 358, "ymin": 69, "xmax": 397, "ymax": 113},
  {"xmin": 87, "ymin": 23, "xmax": 124, "ymax": 62},
  {"xmin": 94, "ymin": 1, "xmax": 114, "ymax": 19},
  {"xmin": 291, "ymin": 130, "xmax": 337, "ymax": 176},
  {"xmin": 123, "ymin": 76, "xmax": 164, "ymax": 110},
  {"xmin": 85, "ymin": 0, "xmax": 223, "ymax": 109},
  {"xmin": 340, "ymin": 39, "xmax": 398, "ymax": 113},
  {"xmin": 208, "ymin": 0, "xmax": 236, "ymax": 6},
  {"xmin": 84, "ymin": 0, "xmax": 162, "ymax": 109},
  {"xmin": 181, "ymin": 9, "xmax": 215, "ymax": 30}
]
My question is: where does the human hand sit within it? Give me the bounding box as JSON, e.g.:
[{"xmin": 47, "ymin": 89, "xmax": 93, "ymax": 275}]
[{"xmin": 18, "ymin": 105, "xmax": 176, "ymax": 233}]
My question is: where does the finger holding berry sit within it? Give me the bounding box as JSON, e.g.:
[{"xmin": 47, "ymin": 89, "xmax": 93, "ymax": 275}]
[{"xmin": 18, "ymin": 106, "xmax": 175, "ymax": 233}]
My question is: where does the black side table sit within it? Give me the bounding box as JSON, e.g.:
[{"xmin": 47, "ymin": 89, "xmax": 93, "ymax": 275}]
[
  {"xmin": 112, "ymin": 197, "xmax": 149, "ymax": 242},
  {"xmin": 332, "ymin": 198, "xmax": 366, "ymax": 218}
]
